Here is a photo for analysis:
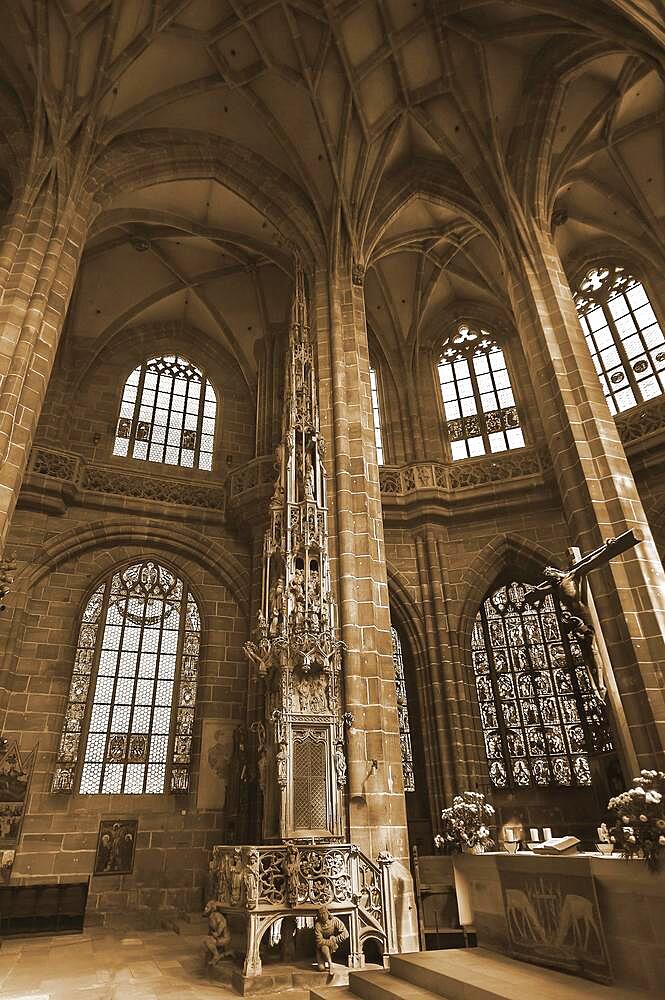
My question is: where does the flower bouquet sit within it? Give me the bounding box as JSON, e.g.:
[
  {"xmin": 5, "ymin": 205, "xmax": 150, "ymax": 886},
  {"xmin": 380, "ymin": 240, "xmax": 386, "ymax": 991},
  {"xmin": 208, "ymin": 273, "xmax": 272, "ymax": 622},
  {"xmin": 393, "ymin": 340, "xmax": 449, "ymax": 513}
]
[
  {"xmin": 608, "ymin": 769, "xmax": 665, "ymax": 871},
  {"xmin": 434, "ymin": 790, "xmax": 495, "ymax": 854}
]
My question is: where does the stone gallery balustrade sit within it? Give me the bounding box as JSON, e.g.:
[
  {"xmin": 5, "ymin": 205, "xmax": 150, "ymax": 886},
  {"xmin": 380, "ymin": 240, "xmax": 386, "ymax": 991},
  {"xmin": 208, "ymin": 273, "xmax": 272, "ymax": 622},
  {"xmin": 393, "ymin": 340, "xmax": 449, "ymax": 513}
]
[{"xmin": 23, "ymin": 392, "xmax": 665, "ymax": 518}]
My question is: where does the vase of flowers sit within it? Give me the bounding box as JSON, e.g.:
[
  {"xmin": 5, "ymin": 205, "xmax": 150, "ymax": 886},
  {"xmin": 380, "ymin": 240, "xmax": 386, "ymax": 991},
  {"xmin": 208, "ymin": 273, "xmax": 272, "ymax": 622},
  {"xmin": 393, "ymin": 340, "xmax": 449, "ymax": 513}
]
[
  {"xmin": 607, "ymin": 769, "xmax": 665, "ymax": 871},
  {"xmin": 434, "ymin": 790, "xmax": 495, "ymax": 855}
]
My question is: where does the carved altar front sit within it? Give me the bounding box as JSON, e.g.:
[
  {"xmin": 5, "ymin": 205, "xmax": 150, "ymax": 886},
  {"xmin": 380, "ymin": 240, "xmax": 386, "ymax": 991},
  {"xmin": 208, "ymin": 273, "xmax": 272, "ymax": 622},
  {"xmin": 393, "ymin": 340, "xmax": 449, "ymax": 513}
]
[{"xmin": 209, "ymin": 842, "xmax": 397, "ymax": 979}]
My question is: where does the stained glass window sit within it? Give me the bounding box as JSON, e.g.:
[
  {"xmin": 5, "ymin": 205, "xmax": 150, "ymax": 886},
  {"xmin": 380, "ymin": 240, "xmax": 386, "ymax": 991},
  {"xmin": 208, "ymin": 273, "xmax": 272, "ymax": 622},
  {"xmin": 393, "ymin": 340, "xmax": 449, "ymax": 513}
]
[
  {"xmin": 51, "ymin": 560, "xmax": 201, "ymax": 795},
  {"xmin": 472, "ymin": 580, "xmax": 613, "ymax": 790},
  {"xmin": 113, "ymin": 355, "xmax": 217, "ymax": 470},
  {"xmin": 369, "ymin": 367, "xmax": 385, "ymax": 465},
  {"xmin": 574, "ymin": 265, "xmax": 665, "ymax": 414},
  {"xmin": 391, "ymin": 627, "xmax": 415, "ymax": 792},
  {"xmin": 437, "ymin": 325, "xmax": 524, "ymax": 460}
]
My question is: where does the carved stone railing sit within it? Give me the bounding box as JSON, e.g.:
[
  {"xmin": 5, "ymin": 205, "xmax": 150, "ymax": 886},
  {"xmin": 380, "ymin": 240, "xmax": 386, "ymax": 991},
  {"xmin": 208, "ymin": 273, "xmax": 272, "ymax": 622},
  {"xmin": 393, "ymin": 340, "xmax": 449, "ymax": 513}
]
[
  {"xmin": 616, "ymin": 393, "xmax": 665, "ymax": 449},
  {"xmin": 26, "ymin": 447, "xmax": 226, "ymax": 513},
  {"xmin": 379, "ymin": 447, "xmax": 551, "ymax": 499},
  {"xmin": 209, "ymin": 842, "xmax": 396, "ymax": 978}
]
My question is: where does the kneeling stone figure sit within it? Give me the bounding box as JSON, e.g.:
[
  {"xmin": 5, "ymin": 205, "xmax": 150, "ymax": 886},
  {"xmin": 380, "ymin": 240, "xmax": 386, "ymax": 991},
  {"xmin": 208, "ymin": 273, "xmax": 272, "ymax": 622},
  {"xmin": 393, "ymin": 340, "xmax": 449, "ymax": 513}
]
[
  {"xmin": 203, "ymin": 900, "xmax": 232, "ymax": 965},
  {"xmin": 314, "ymin": 906, "xmax": 349, "ymax": 972}
]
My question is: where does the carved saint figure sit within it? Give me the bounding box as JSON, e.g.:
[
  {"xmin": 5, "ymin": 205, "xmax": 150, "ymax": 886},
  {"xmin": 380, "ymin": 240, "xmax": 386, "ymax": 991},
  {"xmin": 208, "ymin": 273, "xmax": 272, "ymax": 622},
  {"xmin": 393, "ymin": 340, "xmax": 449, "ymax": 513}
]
[
  {"xmin": 334, "ymin": 742, "xmax": 347, "ymax": 788},
  {"xmin": 310, "ymin": 672, "xmax": 329, "ymax": 713},
  {"xmin": 276, "ymin": 742, "xmax": 288, "ymax": 788},
  {"xmin": 269, "ymin": 578, "xmax": 285, "ymax": 636},
  {"xmin": 290, "ymin": 569, "xmax": 305, "ymax": 628},
  {"xmin": 304, "ymin": 453, "xmax": 315, "ymax": 499},
  {"xmin": 295, "ymin": 673, "xmax": 311, "ymax": 712},
  {"xmin": 314, "ymin": 906, "xmax": 349, "ymax": 971},
  {"xmin": 243, "ymin": 848, "xmax": 260, "ymax": 909},
  {"xmin": 282, "ymin": 843, "xmax": 301, "ymax": 906},
  {"xmin": 226, "ymin": 847, "xmax": 243, "ymax": 904},
  {"xmin": 203, "ymin": 900, "xmax": 232, "ymax": 965}
]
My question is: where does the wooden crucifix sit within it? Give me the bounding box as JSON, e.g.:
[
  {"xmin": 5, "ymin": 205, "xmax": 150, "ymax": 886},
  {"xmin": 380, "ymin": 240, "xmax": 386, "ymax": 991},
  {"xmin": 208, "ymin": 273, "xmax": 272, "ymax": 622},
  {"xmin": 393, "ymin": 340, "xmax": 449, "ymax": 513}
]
[{"xmin": 525, "ymin": 529, "xmax": 641, "ymax": 698}]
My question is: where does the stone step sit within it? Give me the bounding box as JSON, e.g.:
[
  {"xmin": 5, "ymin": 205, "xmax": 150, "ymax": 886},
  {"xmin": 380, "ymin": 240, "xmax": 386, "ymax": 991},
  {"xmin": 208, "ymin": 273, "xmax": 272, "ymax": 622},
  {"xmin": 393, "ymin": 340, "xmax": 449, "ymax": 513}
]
[
  {"xmin": 349, "ymin": 969, "xmax": 448, "ymax": 1000},
  {"xmin": 388, "ymin": 949, "xmax": 653, "ymax": 1000}
]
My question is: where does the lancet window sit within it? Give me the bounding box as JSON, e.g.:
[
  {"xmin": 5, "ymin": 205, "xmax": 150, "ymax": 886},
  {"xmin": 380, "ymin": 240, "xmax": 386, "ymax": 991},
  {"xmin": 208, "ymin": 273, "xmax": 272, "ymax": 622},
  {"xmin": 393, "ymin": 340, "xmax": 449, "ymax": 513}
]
[
  {"xmin": 113, "ymin": 355, "xmax": 217, "ymax": 470},
  {"xmin": 472, "ymin": 580, "xmax": 613, "ymax": 790},
  {"xmin": 574, "ymin": 265, "xmax": 665, "ymax": 414},
  {"xmin": 437, "ymin": 325, "xmax": 524, "ymax": 460},
  {"xmin": 51, "ymin": 560, "xmax": 201, "ymax": 795},
  {"xmin": 369, "ymin": 366, "xmax": 385, "ymax": 465},
  {"xmin": 391, "ymin": 626, "xmax": 415, "ymax": 792}
]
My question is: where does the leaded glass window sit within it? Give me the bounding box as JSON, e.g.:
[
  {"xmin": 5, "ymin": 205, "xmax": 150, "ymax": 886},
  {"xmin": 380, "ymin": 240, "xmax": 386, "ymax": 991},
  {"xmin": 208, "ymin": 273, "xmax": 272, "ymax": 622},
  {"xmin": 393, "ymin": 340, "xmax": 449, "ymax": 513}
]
[
  {"xmin": 113, "ymin": 355, "xmax": 217, "ymax": 470},
  {"xmin": 51, "ymin": 560, "xmax": 201, "ymax": 795},
  {"xmin": 437, "ymin": 325, "xmax": 524, "ymax": 460},
  {"xmin": 472, "ymin": 580, "xmax": 612, "ymax": 790},
  {"xmin": 574, "ymin": 265, "xmax": 665, "ymax": 414},
  {"xmin": 391, "ymin": 627, "xmax": 415, "ymax": 792},
  {"xmin": 369, "ymin": 366, "xmax": 385, "ymax": 465}
]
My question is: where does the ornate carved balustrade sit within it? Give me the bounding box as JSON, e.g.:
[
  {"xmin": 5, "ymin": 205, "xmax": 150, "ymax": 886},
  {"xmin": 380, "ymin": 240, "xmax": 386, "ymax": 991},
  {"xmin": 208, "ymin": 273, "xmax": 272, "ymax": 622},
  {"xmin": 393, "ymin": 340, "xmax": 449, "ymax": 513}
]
[
  {"xmin": 209, "ymin": 842, "xmax": 396, "ymax": 977},
  {"xmin": 22, "ymin": 391, "xmax": 665, "ymax": 521},
  {"xmin": 25, "ymin": 447, "xmax": 226, "ymax": 514}
]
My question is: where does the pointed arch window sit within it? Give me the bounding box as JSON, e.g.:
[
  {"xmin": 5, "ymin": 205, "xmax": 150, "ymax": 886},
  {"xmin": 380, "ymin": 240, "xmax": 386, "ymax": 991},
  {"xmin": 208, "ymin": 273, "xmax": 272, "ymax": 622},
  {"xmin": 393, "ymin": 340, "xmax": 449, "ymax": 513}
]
[
  {"xmin": 369, "ymin": 366, "xmax": 385, "ymax": 465},
  {"xmin": 472, "ymin": 580, "xmax": 612, "ymax": 790},
  {"xmin": 51, "ymin": 560, "xmax": 201, "ymax": 795},
  {"xmin": 437, "ymin": 325, "xmax": 524, "ymax": 460},
  {"xmin": 391, "ymin": 626, "xmax": 415, "ymax": 792},
  {"xmin": 113, "ymin": 355, "xmax": 217, "ymax": 470},
  {"xmin": 574, "ymin": 265, "xmax": 665, "ymax": 414}
]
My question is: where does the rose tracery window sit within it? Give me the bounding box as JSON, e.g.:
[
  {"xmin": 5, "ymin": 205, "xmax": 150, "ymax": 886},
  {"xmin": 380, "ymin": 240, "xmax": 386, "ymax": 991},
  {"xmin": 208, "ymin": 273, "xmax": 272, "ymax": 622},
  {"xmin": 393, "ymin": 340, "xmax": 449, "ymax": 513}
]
[
  {"xmin": 437, "ymin": 325, "xmax": 525, "ymax": 460},
  {"xmin": 369, "ymin": 366, "xmax": 385, "ymax": 465},
  {"xmin": 51, "ymin": 560, "xmax": 201, "ymax": 795},
  {"xmin": 574, "ymin": 265, "xmax": 665, "ymax": 414},
  {"xmin": 113, "ymin": 355, "xmax": 217, "ymax": 470},
  {"xmin": 472, "ymin": 580, "xmax": 613, "ymax": 790},
  {"xmin": 391, "ymin": 626, "xmax": 415, "ymax": 792}
]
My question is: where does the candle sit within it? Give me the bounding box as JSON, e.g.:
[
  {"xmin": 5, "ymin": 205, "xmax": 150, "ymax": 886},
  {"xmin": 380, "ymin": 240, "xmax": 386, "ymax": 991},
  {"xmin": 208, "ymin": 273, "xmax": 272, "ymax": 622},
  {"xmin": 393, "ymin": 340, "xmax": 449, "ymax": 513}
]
[
  {"xmin": 529, "ymin": 828, "xmax": 539, "ymax": 842},
  {"xmin": 505, "ymin": 828, "xmax": 515, "ymax": 843},
  {"xmin": 543, "ymin": 827, "xmax": 552, "ymax": 841}
]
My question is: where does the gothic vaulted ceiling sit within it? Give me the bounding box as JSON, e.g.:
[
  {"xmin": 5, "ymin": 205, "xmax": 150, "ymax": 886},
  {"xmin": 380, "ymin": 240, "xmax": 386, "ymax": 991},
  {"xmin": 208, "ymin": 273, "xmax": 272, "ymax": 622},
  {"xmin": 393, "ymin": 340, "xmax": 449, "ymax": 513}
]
[{"xmin": 0, "ymin": 1, "xmax": 663, "ymax": 383}]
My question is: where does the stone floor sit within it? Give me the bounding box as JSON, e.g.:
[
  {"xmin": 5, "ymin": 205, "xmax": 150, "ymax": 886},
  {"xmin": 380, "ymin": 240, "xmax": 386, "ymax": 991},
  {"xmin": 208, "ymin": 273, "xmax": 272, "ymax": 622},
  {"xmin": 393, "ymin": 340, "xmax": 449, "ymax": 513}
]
[{"xmin": 0, "ymin": 923, "xmax": 238, "ymax": 1000}]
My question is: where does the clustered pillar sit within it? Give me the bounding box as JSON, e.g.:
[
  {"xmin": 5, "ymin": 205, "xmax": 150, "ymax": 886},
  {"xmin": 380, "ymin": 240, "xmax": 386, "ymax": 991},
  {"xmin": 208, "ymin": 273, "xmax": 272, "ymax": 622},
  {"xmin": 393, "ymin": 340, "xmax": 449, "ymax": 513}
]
[{"xmin": 506, "ymin": 221, "xmax": 665, "ymax": 769}]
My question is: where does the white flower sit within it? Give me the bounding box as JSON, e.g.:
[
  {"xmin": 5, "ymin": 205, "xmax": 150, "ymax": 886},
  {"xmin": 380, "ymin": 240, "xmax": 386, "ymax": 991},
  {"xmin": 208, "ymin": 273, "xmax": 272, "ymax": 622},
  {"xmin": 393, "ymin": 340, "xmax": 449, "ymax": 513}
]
[
  {"xmin": 639, "ymin": 814, "xmax": 648, "ymax": 823},
  {"xmin": 659, "ymin": 836, "xmax": 665, "ymax": 847},
  {"xmin": 645, "ymin": 791, "xmax": 662, "ymax": 804}
]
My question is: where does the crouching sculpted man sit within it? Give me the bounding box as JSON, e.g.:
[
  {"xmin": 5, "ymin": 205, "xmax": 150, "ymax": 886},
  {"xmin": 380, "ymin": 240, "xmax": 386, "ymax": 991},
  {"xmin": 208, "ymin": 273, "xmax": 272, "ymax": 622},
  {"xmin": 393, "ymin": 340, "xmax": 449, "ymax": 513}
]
[
  {"xmin": 314, "ymin": 906, "xmax": 348, "ymax": 971},
  {"xmin": 203, "ymin": 900, "xmax": 232, "ymax": 965}
]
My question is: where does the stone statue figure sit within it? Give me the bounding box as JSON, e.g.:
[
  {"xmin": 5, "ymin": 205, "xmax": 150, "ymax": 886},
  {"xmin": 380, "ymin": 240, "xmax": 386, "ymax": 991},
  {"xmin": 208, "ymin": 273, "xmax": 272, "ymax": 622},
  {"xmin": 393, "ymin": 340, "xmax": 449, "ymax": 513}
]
[
  {"xmin": 282, "ymin": 842, "xmax": 301, "ymax": 905},
  {"xmin": 226, "ymin": 847, "xmax": 243, "ymax": 905},
  {"xmin": 0, "ymin": 555, "xmax": 16, "ymax": 613},
  {"xmin": 243, "ymin": 848, "xmax": 260, "ymax": 909},
  {"xmin": 269, "ymin": 578, "xmax": 285, "ymax": 636},
  {"xmin": 334, "ymin": 742, "xmax": 347, "ymax": 788},
  {"xmin": 314, "ymin": 906, "xmax": 349, "ymax": 971},
  {"xmin": 203, "ymin": 900, "xmax": 232, "ymax": 965},
  {"xmin": 304, "ymin": 453, "xmax": 315, "ymax": 499},
  {"xmin": 290, "ymin": 569, "xmax": 305, "ymax": 628}
]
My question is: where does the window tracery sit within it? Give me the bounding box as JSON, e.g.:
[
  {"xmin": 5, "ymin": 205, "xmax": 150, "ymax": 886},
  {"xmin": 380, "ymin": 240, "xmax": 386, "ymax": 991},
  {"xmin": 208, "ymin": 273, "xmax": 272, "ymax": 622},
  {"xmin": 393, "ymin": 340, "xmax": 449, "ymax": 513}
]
[
  {"xmin": 113, "ymin": 355, "xmax": 217, "ymax": 470},
  {"xmin": 472, "ymin": 580, "xmax": 612, "ymax": 790},
  {"xmin": 369, "ymin": 366, "xmax": 385, "ymax": 465},
  {"xmin": 391, "ymin": 626, "xmax": 415, "ymax": 792},
  {"xmin": 51, "ymin": 560, "xmax": 201, "ymax": 795},
  {"xmin": 437, "ymin": 325, "xmax": 524, "ymax": 460},
  {"xmin": 574, "ymin": 265, "xmax": 665, "ymax": 414}
]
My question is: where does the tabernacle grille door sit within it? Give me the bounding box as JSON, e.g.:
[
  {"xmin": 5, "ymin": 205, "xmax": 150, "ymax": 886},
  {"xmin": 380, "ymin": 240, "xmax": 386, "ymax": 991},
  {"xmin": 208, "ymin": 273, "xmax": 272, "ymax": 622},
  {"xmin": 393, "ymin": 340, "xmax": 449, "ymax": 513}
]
[{"xmin": 292, "ymin": 728, "xmax": 329, "ymax": 835}]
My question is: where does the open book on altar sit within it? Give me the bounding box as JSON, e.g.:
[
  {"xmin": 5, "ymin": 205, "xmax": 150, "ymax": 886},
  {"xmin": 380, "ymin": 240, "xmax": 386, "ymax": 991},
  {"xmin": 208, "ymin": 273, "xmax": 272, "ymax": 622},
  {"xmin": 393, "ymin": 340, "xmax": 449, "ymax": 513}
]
[{"xmin": 529, "ymin": 836, "xmax": 580, "ymax": 856}]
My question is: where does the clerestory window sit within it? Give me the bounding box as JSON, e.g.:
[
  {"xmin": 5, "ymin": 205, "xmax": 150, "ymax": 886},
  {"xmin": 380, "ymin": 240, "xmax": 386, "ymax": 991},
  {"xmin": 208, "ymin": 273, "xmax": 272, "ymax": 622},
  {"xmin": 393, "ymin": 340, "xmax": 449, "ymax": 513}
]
[
  {"xmin": 113, "ymin": 355, "xmax": 217, "ymax": 470},
  {"xmin": 437, "ymin": 325, "xmax": 524, "ymax": 460},
  {"xmin": 51, "ymin": 560, "xmax": 201, "ymax": 795},
  {"xmin": 574, "ymin": 265, "xmax": 665, "ymax": 414},
  {"xmin": 472, "ymin": 579, "xmax": 613, "ymax": 790}
]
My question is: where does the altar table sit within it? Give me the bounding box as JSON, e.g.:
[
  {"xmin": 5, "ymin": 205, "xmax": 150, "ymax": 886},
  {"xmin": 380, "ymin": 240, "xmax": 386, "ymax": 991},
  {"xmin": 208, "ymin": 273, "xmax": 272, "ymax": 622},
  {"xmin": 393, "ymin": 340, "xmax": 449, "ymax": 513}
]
[{"xmin": 452, "ymin": 851, "xmax": 665, "ymax": 994}]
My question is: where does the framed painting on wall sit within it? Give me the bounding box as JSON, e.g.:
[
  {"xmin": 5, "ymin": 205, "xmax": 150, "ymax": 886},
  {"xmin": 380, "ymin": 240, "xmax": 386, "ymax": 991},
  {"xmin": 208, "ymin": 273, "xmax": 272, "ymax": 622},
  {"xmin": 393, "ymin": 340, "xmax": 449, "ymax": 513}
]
[
  {"xmin": 94, "ymin": 819, "xmax": 138, "ymax": 875},
  {"xmin": 0, "ymin": 739, "xmax": 38, "ymax": 884}
]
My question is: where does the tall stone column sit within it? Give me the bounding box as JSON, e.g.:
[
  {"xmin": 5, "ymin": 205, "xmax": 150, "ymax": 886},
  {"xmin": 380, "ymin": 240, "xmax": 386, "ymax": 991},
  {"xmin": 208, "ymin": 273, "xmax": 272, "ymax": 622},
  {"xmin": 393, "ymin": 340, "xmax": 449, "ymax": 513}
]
[
  {"xmin": 507, "ymin": 221, "xmax": 665, "ymax": 768},
  {"xmin": 0, "ymin": 186, "xmax": 90, "ymax": 549},
  {"xmin": 313, "ymin": 262, "xmax": 417, "ymax": 950}
]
